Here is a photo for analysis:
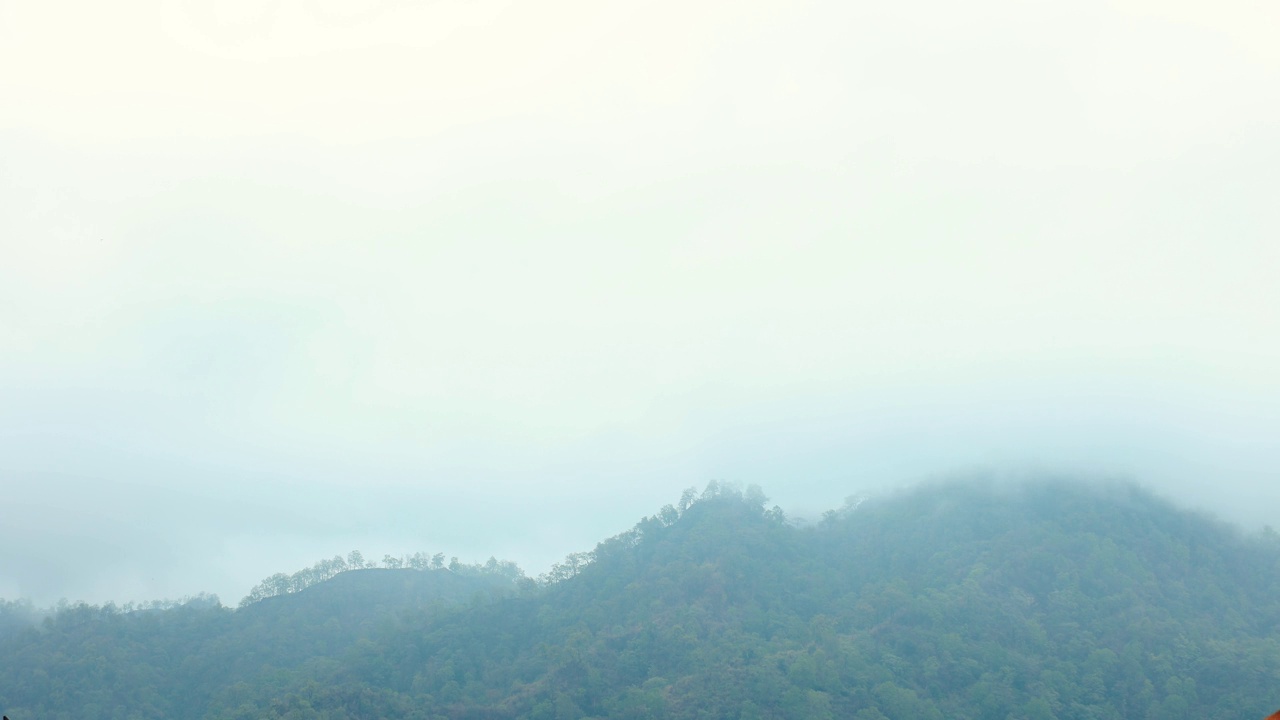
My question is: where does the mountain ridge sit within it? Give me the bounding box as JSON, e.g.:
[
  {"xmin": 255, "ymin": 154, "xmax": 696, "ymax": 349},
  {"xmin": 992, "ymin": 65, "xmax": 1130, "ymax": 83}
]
[{"xmin": 2, "ymin": 478, "xmax": 1279, "ymax": 720}]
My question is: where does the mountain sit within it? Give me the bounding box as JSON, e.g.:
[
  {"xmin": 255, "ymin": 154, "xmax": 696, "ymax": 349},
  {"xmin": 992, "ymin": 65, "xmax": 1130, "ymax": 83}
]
[
  {"xmin": 2, "ymin": 479, "xmax": 1279, "ymax": 720},
  {"xmin": 0, "ymin": 566, "xmax": 518, "ymax": 720}
]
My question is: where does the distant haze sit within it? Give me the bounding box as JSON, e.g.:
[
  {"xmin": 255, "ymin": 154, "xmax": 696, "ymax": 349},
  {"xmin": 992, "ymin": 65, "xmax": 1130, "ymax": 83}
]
[{"xmin": 1, "ymin": 0, "xmax": 1277, "ymax": 606}]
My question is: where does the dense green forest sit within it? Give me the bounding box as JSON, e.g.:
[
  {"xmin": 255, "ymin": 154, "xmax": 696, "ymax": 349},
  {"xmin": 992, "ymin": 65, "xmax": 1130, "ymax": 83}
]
[{"xmin": 3, "ymin": 479, "xmax": 1280, "ymax": 720}]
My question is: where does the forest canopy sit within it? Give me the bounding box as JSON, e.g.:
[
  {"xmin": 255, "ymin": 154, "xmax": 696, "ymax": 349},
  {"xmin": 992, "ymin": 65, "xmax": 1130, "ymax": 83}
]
[{"xmin": 2, "ymin": 479, "xmax": 1279, "ymax": 720}]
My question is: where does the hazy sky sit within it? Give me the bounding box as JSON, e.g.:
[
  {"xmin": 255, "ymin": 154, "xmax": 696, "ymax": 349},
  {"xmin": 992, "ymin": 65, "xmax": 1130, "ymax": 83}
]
[{"xmin": 1, "ymin": 0, "xmax": 1278, "ymax": 606}]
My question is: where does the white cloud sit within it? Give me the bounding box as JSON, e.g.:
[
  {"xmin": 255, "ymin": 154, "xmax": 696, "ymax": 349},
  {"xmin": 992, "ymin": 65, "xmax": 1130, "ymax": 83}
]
[{"xmin": 1, "ymin": 0, "xmax": 1278, "ymax": 604}]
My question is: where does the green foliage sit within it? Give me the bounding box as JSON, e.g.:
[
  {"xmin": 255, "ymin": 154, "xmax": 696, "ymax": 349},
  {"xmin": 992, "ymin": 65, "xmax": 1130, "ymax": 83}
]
[
  {"xmin": 3, "ymin": 479, "xmax": 1280, "ymax": 720},
  {"xmin": 240, "ymin": 552, "xmax": 527, "ymax": 607}
]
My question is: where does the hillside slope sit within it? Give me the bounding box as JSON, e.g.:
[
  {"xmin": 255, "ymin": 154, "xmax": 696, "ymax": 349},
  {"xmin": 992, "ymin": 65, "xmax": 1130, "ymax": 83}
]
[
  {"xmin": 0, "ymin": 568, "xmax": 517, "ymax": 720},
  {"xmin": 2, "ymin": 480, "xmax": 1279, "ymax": 720}
]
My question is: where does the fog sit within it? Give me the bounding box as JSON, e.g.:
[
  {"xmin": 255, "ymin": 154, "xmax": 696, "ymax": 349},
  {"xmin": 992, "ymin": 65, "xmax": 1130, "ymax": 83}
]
[{"xmin": 1, "ymin": 0, "xmax": 1277, "ymax": 606}]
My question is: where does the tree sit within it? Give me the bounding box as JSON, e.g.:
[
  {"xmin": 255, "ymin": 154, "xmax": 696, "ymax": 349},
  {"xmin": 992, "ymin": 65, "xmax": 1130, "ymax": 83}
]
[
  {"xmin": 678, "ymin": 487, "xmax": 698, "ymax": 513},
  {"xmin": 655, "ymin": 504, "xmax": 678, "ymax": 526}
]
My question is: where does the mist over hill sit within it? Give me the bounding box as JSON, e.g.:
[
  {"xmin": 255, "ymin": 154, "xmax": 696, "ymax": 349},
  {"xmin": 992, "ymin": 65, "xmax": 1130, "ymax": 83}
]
[{"xmin": 2, "ymin": 478, "xmax": 1279, "ymax": 720}]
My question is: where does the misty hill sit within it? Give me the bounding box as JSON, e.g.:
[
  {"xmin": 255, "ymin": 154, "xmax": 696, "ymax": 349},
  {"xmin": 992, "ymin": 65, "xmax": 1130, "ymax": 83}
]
[
  {"xmin": 244, "ymin": 566, "xmax": 516, "ymax": 629},
  {"xmin": 0, "ymin": 566, "xmax": 521, "ymax": 720},
  {"xmin": 3, "ymin": 480, "xmax": 1280, "ymax": 720},
  {"xmin": 230, "ymin": 567, "xmax": 523, "ymax": 675}
]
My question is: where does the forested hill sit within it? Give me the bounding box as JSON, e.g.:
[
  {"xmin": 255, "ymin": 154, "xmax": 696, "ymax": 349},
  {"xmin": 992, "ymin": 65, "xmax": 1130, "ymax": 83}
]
[{"xmin": 3, "ymin": 480, "xmax": 1280, "ymax": 720}]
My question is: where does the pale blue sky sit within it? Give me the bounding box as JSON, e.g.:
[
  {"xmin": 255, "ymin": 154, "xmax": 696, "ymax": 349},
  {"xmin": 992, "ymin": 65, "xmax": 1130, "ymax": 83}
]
[{"xmin": 1, "ymin": 0, "xmax": 1278, "ymax": 604}]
